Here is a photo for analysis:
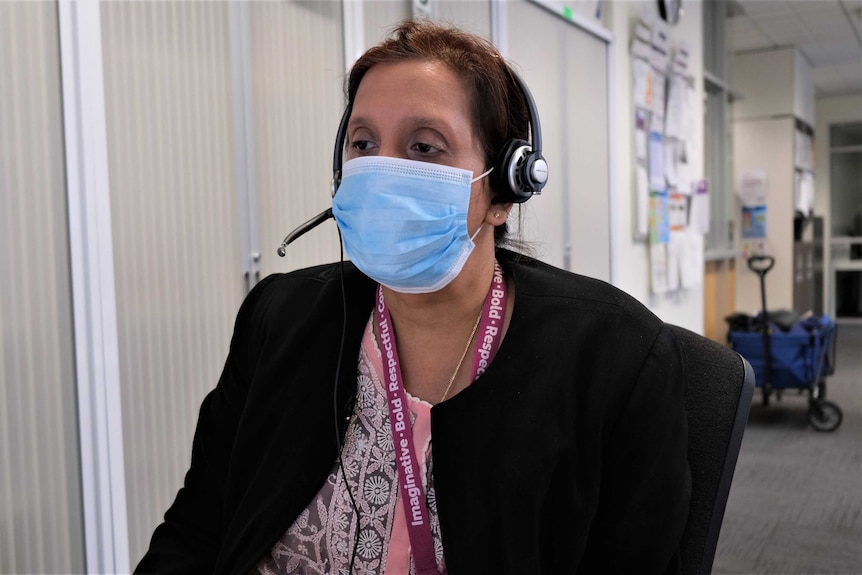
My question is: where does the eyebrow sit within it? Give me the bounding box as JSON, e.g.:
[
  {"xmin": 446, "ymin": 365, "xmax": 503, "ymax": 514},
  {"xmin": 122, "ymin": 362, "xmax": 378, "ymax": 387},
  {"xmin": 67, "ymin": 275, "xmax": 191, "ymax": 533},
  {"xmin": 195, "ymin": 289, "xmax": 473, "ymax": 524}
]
[{"xmin": 347, "ymin": 115, "xmax": 452, "ymax": 132}]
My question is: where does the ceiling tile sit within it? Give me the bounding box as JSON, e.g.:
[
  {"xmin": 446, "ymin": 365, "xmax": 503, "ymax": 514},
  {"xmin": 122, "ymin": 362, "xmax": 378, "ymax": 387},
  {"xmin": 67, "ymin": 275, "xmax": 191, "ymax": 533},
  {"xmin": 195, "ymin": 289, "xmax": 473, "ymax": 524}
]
[
  {"xmin": 757, "ymin": 15, "xmax": 808, "ymax": 38},
  {"xmin": 797, "ymin": 12, "xmax": 848, "ymax": 32},
  {"xmin": 739, "ymin": 0, "xmax": 794, "ymax": 17},
  {"xmin": 728, "ymin": 15, "xmax": 763, "ymax": 34},
  {"xmin": 799, "ymin": 44, "xmax": 833, "ymax": 66},
  {"xmin": 813, "ymin": 64, "xmax": 843, "ymax": 82},
  {"xmin": 730, "ymin": 16, "xmax": 774, "ymax": 49},
  {"xmin": 792, "ymin": 1, "xmax": 840, "ymax": 14},
  {"xmin": 832, "ymin": 59, "xmax": 862, "ymax": 77}
]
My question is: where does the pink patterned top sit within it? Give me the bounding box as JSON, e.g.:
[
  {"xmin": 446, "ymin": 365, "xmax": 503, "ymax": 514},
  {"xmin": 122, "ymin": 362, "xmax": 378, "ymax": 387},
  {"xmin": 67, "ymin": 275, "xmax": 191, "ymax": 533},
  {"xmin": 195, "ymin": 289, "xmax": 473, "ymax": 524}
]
[{"xmin": 254, "ymin": 318, "xmax": 445, "ymax": 574}]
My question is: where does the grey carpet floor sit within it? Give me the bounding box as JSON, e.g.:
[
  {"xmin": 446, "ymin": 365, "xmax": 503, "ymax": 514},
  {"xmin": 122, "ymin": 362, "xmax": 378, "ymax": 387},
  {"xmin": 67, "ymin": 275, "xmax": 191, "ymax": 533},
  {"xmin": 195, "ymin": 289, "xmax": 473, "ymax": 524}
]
[{"xmin": 713, "ymin": 324, "xmax": 862, "ymax": 575}]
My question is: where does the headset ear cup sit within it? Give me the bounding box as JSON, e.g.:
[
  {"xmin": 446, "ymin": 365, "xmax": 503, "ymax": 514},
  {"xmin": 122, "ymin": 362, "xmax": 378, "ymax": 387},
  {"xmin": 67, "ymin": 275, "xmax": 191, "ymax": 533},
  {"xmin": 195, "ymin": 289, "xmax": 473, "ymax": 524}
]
[{"xmin": 491, "ymin": 138, "xmax": 534, "ymax": 203}]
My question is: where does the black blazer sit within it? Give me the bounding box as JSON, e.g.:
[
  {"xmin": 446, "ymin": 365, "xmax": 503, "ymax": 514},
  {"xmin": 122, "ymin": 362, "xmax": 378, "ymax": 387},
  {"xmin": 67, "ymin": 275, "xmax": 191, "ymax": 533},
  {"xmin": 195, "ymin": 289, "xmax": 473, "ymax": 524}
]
[{"xmin": 136, "ymin": 250, "xmax": 691, "ymax": 574}]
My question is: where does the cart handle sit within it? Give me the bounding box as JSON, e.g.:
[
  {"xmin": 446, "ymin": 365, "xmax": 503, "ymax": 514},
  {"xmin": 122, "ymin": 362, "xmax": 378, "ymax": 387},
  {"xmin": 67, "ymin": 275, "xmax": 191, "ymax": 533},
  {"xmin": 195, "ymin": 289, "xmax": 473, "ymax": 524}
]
[{"xmin": 747, "ymin": 254, "xmax": 775, "ymax": 276}]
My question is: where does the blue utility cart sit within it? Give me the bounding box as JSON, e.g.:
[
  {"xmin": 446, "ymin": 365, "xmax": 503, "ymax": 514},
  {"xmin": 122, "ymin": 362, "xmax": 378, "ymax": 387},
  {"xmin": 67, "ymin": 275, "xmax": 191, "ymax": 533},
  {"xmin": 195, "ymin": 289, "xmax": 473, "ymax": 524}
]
[{"xmin": 727, "ymin": 255, "xmax": 843, "ymax": 432}]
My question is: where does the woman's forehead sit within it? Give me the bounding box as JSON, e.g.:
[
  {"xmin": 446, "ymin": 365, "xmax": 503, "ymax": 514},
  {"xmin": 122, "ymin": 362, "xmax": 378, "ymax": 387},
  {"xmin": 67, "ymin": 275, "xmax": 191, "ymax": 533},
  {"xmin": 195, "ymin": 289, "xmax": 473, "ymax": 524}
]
[{"xmin": 350, "ymin": 61, "xmax": 475, "ymax": 131}]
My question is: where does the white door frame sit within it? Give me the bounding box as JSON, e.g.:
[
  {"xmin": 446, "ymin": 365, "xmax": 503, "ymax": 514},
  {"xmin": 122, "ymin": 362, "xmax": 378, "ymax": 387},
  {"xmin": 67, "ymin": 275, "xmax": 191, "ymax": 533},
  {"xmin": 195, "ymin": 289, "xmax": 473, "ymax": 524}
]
[{"xmin": 58, "ymin": 0, "xmax": 130, "ymax": 572}]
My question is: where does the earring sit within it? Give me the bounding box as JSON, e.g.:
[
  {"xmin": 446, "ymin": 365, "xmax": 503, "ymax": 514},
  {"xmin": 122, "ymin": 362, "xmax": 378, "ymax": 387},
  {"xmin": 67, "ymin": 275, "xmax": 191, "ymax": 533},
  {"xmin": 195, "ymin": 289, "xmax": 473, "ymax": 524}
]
[{"xmin": 494, "ymin": 212, "xmax": 501, "ymax": 219}]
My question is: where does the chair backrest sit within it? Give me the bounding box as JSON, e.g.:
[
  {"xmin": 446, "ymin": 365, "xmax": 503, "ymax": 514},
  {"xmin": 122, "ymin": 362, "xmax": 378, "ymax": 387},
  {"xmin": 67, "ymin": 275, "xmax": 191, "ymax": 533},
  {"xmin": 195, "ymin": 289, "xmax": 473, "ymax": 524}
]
[{"xmin": 669, "ymin": 325, "xmax": 755, "ymax": 575}]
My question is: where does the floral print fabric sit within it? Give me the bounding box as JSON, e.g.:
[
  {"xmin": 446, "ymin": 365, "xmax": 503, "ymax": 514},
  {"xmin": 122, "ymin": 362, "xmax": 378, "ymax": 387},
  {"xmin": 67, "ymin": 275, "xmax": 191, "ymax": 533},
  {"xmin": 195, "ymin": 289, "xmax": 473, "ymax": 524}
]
[{"xmin": 255, "ymin": 319, "xmax": 444, "ymax": 574}]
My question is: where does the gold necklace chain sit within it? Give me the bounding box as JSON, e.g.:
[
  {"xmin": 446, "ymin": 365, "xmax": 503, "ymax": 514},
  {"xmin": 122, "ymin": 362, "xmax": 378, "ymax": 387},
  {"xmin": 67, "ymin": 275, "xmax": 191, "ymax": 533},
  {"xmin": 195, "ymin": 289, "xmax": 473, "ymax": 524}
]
[{"xmin": 440, "ymin": 309, "xmax": 483, "ymax": 403}]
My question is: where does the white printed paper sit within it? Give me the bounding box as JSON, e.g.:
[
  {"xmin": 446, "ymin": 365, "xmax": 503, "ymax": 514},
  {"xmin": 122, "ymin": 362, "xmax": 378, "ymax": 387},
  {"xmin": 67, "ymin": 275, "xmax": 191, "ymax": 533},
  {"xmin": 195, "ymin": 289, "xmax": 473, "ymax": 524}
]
[
  {"xmin": 632, "ymin": 59, "xmax": 652, "ymax": 110},
  {"xmin": 739, "ymin": 169, "xmax": 768, "ymax": 207},
  {"xmin": 666, "ymin": 231, "xmax": 683, "ymax": 291},
  {"xmin": 650, "ymin": 242, "xmax": 668, "ymax": 294},
  {"xmin": 649, "ymin": 132, "xmax": 665, "ymax": 191},
  {"xmin": 637, "ymin": 165, "xmax": 650, "ymax": 237},
  {"xmin": 664, "ymin": 74, "xmax": 686, "ymax": 139},
  {"xmin": 680, "ymin": 230, "xmax": 704, "ymax": 289},
  {"xmin": 635, "ymin": 109, "xmax": 649, "ymax": 161},
  {"xmin": 664, "ymin": 140, "xmax": 678, "ymax": 188},
  {"xmin": 689, "ymin": 180, "xmax": 710, "ymax": 234}
]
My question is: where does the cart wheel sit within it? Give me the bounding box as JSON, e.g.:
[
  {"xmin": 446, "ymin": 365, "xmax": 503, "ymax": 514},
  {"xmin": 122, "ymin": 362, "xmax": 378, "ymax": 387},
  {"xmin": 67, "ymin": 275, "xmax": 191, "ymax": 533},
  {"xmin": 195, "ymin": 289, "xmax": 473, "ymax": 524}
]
[{"xmin": 807, "ymin": 400, "xmax": 843, "ymax": 432}]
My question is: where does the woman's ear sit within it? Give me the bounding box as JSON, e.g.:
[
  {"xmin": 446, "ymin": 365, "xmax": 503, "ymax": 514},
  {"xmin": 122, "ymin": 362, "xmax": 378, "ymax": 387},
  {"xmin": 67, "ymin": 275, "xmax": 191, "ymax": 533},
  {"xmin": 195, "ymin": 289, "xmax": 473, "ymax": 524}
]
[{"xmin": 484, "ymin": 202, "xmax": 513, "ymax": 227}]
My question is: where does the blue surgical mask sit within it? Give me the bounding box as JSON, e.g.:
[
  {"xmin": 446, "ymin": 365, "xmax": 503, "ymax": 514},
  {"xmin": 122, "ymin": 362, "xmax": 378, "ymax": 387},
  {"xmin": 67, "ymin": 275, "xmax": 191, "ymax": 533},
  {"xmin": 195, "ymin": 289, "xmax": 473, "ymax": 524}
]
[{"xmin": 332, "ymin": 156, "xmax": 492, "ymax": 294}]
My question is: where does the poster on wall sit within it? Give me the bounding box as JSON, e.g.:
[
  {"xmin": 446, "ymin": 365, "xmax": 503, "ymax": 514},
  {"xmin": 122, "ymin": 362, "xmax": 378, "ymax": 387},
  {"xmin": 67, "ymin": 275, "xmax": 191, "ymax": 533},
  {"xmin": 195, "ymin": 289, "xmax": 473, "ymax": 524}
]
[
  {"xmin": 741, "ymin": 205, "xmax": 767, "ymax": 238},
  {"xmin": 739, "ymin": 169, "xmax": 768, "ymax": 207}
]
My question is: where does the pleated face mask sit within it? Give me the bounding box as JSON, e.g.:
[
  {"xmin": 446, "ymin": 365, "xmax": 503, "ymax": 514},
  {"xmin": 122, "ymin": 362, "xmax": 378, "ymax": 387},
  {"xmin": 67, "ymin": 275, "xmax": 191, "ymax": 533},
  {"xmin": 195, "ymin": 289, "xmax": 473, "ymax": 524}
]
[{"xmin": 332, "ymin": 156, "xmax": 492, "ymax": 294}]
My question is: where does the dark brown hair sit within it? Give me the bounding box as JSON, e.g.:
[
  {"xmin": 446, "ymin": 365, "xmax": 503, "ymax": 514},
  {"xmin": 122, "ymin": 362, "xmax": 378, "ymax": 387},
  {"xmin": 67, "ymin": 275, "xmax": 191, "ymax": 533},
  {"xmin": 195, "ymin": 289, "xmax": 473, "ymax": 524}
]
[{"xmin": 346, "ymin": 19, "xmax": 531, "ymax": 244}]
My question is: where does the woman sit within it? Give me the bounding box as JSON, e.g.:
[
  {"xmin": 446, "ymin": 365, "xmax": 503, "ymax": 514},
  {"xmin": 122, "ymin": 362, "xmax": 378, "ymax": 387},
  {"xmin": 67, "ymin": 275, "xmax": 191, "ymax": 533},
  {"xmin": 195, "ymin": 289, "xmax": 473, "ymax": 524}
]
[{"xmin": 137, "ymin": 19, "xmax": 690, "ymax": 575}]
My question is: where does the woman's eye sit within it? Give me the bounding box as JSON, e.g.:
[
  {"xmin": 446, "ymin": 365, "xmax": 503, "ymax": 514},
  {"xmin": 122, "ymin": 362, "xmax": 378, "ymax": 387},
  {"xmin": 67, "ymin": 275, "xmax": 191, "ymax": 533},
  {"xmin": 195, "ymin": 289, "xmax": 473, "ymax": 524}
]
[
  {"xmin": 413, "ymin": 142, "xmax": 439, "ymax": 154},
  {"xmin": 352, "ymin": 140, "xmax": 372, "ymax": 151}
]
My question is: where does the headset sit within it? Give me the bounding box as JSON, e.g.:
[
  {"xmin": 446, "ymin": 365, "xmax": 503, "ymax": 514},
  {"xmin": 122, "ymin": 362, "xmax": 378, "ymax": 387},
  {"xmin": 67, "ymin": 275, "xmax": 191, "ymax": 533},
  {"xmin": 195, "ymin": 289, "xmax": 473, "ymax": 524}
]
[{"xmin": 329, "ymin": 67, "xmax": 548, "ymax": 204}]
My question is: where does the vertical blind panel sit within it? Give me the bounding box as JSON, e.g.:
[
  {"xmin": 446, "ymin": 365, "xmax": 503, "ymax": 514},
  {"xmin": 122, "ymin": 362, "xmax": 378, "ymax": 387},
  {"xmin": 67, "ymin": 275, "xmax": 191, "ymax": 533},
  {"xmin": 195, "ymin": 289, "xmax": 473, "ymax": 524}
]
[
  {"xmin": 363, "ymin": 1, "xmax": 411, "ymax": 47},
  {"xmin": 509, "ymin": 0, "xmax": 611, "ymax": 279},
  {"xmin": 252, "ymin": 1, "xmax": 345, "ymax": 277},
  {"xmin": 100, "ymin": 1, "xmax": 244, "ymax": 564},
  {"xmin": 507, "ymin": 1, "xmax": 567, "ymax": 267},
  {"xmin": 0, "ymin": 2, "xmax": 85, "ymax": 573},
  {"xmin": 561, "ymin": 17, "xmax": 610, "ymax": 280},
  {"xmin": 433, "ymin": 0, "xmax": 491, "ymax": 38},
  {"xmin": 362, "ymin": 1, "xmax": 490, "ymax": 51}
]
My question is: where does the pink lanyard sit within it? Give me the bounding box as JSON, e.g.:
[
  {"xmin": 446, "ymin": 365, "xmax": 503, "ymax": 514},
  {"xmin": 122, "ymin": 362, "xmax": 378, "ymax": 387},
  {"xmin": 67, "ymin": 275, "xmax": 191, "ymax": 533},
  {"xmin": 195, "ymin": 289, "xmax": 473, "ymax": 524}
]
[{"xmin": 373, "ymin": 262, "xmax": 507, "ymax": 575}]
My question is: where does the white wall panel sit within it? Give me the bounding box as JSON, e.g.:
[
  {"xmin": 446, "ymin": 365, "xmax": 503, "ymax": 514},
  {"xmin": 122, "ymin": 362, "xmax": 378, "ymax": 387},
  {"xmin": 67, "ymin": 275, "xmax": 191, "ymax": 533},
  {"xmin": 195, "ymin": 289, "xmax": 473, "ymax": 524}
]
[
  {"xmin": 250, "ymin": 0, "xmax": 345, "ymax": 276},
  {"xmin": 509, "ymin": 0, "xmax": 611, "ymax": 279},
  {"xmin": 364, "ymin": 1, "xmax": 412, "ymax": 47},
  {"xmin": 0, "ymin": 2, "xmax": 85, "ymax": 573},
  {"xmin": 100, "ymin": 1, "xmax": 245, "ymax": 564},
  {"xmin": 362, "ymin": 1, "xmax": 491, "ymax": 53}
]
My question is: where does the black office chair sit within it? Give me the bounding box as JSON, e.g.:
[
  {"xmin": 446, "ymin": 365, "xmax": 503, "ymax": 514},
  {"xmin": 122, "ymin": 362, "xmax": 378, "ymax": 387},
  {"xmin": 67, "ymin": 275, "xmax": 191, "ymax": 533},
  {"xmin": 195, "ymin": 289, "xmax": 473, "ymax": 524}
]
[{"xmin": 670, "ymin": 325, "xmax": 756, "ymax": 575}]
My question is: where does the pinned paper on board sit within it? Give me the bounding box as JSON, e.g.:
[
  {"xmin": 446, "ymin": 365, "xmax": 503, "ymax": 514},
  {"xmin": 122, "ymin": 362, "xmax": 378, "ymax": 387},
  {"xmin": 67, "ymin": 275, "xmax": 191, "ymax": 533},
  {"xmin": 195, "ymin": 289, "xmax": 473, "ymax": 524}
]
[
  {"xmin": 676, "ymin": 140, "xmax": 694, "ymax": 194},
  {"xmin": 648, "ymin": 131, "xmax": 665, "ymax": 191},
  {"xmin": 689, "ymin": 179, "xmax": 710, "ymax": 234},
  {"xmin": 637, "ymin": 165, "xmax": 650, "ymax": 237},
  {"xmin": 680, "ymin": 230, "xmax": 704, "ymax": 289},
  {"xmin": 650, "ymin": 242, "xmax": 669, "ymax": 295},
  {"xmin": 664, "ymin": 140, "xmax": 678, "ymax": 188},
  {"xmin": 649, "ymin": 191, "xmax": 670, "ymax": 245},
  {"xmin": 633, "ymin": 58, "xmax": 652, "ymax": 110},
  {"xmin": 651, "ymin": 72, "xmax": 666, "ymax": 122},
  {"xmin": 666, "ymin": 231, "xmax": 682, "ymax": 291},
  {"xmin": 664, "ymin": 74, "xmax": 686, "ymax": 139},
  {"xmin": 668, "ymin": 193, "xmax": 688, "ymax": 231},
  {"xmin": 635, "ymin": 109, "xmax": 649, "ymax": 161}
]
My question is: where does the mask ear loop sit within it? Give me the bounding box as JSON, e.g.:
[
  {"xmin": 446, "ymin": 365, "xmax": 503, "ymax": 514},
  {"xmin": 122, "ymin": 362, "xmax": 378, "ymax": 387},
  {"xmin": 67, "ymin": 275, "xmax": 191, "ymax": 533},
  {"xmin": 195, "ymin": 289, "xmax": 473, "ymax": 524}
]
[
  {"xmin": 472, "ymin": 166, "xmax": 494, "ymax": 183},
  {"xmin": 469, "ymin": 167, "xmax": 495, "ymax": 243},
  {"xmin": 470, "ymin": 224, "xmax": 485, "ymax": 243}
]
